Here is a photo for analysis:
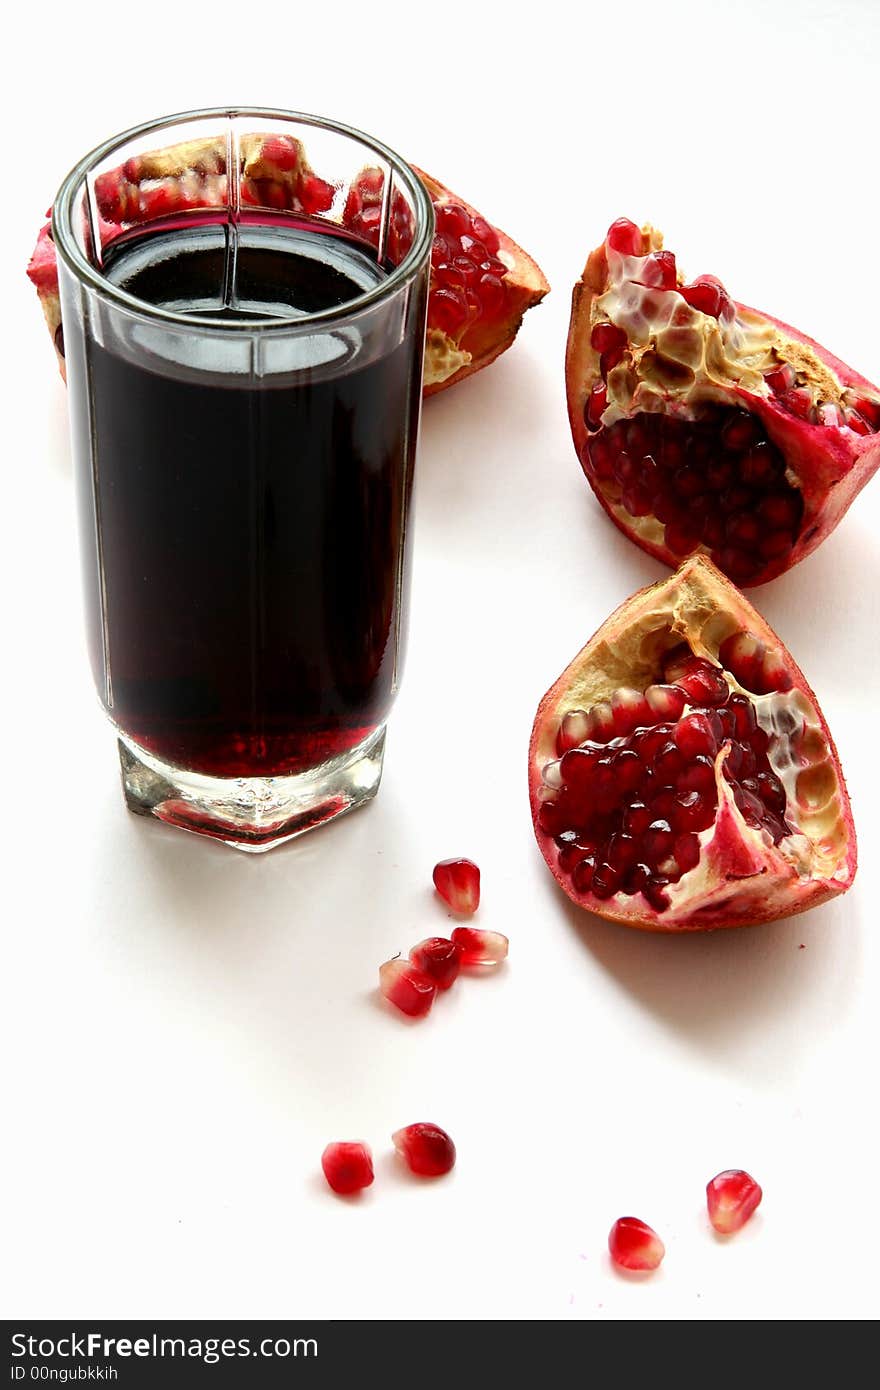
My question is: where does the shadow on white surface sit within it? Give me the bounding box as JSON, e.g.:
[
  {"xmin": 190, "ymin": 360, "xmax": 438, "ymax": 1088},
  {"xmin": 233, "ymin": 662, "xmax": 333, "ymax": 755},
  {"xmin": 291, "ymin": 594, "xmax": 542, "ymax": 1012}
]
[{"xmin": 550, "ymin": 880, "xmax": 860, "ymax": 1076}]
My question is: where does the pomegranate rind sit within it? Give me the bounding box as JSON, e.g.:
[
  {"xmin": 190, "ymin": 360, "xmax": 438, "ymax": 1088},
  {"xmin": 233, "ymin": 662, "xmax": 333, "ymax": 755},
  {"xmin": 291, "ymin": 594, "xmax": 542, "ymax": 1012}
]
[
  {"xmin": 28, "ymin": 147, "xmax": 549, "ymax": 398},
  {"xmin": 528, "ymin": 555, "xmax": 856, "ymax": 932},
  {"xmin": 566, "ymin": 225, "xmax": 880, "ymax": 584},
  {"xmin": 416, "ymin": 168, "xmax": 549, "ymax": 396}
]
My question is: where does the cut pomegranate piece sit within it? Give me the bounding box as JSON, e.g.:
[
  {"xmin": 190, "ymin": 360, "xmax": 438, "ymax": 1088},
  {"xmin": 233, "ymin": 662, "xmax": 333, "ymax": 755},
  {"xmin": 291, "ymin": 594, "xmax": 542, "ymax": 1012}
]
[
  {"xmin": 392, "ymin": 1123, "xmax": 456, "ymax": 1177},
  {"xmin": 530, "ymin": 555, "xmax": 856, "ymax": 931},
  {"xmin": 608, "ymin": 1217, "xmax": 665, "ymax": 1272},
  {"xmin": 409, "ymin": 937, "xmax": 461, "ymax": 990},
  {"xmin": 413, "ymin": 170, "xmax": 549, "ymax": 394},
  {"xmin": 566, "ymin": 220, "xmax": 880, "ymax": 584},
  {"xmin": 321, "ymin": 1141, "xmax": 374, "ymax": 1196},
  {"xmin": 433, "ymin": 858, "xmax": 481, "ymax": 915},
  {"xmin": 28, "ymin": 140, "xmax": 548, "ymax": 397},
  {"xmin": 379, "ymin": 958, "xmax": 437, "ymax": 1018},
  {"xmin": 706, "ymin": 1170, "xmax": 763, "ymax": 1233},
  {"xmin": 451, "ymin": 926, "xmax": 509, "ymax": 966}
]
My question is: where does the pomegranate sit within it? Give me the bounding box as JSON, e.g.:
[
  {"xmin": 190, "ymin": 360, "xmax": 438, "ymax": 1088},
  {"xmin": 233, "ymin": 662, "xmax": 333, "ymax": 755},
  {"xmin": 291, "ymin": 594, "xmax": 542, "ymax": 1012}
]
[
  {"xmin": 529, "ymin": 555, "xmax": 856, "ymax": 932},
  {"xmin": 379, "ymin": 958, "xmax": 437, "ymax": 1018},
  {"xmin": 321, "ymin": 1141, "xmax": 375, "ymax": 1196},
  {"xmin": 392, "ymin": 1123, "xmax": 456, "ymax": 1177},
  {"xmin": 409, "ymin": 937, "xmax": 462, "ymax": 991},
  {"xmin": 706, "ymin": 1170, "xmax": 763, "ymax": 1234},
  {"xmin": 432, "ymin": 858, "xmax": 481, "ymax": 915},
  {"xmin": 566, "ymin": 219, "xmax": 880, "ymax": 584},
  {"xmin": 608, "ymin": 1217, "xmax": 665, "ymax": 1272},
  {"xmin": 451, "ymin": 927, "xmax": 509, "ymax": 966},
  {"xmin": 28, "ymin": 136, "xmax": 548, "ymax": 396}
]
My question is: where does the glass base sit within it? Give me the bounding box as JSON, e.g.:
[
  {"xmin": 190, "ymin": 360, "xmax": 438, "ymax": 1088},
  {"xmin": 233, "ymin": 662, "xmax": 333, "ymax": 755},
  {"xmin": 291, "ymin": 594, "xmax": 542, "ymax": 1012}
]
[{"xmin": 117, "ymin": 725, "xmax": 386, "ymax": 852}]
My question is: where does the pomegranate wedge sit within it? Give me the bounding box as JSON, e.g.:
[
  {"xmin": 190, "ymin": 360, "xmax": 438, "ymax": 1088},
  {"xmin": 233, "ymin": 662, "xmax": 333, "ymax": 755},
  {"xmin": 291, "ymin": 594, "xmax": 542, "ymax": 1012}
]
[
  {"xmin": 566, "ymin": 219, "xmax": 880, "ymax": 584},
  {"xmin": 529, "ymin": 556, "xmax": 856, "ymax": 932},
  {"xmin": 27, "ymin": 136, "xmax": 548, "ymax": 396}
]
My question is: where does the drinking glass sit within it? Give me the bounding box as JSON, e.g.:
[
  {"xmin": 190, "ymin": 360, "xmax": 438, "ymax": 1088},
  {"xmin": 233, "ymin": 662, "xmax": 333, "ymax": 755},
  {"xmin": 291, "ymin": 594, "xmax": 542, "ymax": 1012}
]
[{"xmin": 52, "ymin": 108, "xmax": 433, "ymax": 850}]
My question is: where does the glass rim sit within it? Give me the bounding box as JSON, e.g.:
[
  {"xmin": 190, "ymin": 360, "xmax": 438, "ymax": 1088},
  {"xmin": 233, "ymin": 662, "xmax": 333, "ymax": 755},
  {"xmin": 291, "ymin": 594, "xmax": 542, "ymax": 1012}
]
[{"xmin": 51, "ymin": 105, "xmax": 435, "ymax": 334}]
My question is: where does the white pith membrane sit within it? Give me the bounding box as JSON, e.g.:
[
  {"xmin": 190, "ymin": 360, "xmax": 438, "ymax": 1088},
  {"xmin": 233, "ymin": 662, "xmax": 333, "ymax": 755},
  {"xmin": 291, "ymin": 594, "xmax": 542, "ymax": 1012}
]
[
  {"xmin": 424, "ymin": 328, "xmax": 472, "ymax": 387},
  {"xmin": 535, "ymin": 561, "xmax": 852, "ymax": 923},
  {"xmin": 585, "ymin": 226, "xmax": 874, "ymax": 550}
]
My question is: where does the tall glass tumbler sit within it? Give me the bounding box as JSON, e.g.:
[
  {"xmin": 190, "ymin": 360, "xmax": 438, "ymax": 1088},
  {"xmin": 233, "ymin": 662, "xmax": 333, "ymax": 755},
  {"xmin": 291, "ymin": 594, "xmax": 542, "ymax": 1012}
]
[{"xmin": 52, "ymin": 109, "xmax": 433, "ymax": 850}]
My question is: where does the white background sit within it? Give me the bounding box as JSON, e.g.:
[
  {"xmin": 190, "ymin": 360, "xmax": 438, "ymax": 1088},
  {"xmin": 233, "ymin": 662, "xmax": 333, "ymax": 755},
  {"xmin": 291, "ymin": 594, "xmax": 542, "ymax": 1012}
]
[{"xmin": 2, "ymin": 0, "xmax": 878, "ymax": 1322}]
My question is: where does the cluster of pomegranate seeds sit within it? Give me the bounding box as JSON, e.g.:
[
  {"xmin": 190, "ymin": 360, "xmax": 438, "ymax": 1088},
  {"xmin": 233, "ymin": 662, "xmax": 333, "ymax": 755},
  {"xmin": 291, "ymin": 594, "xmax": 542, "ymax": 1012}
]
[
  {"xmin": 392, "ymin": 1123, "xmax": 457, "ymax": 1177},
  {"xmin": 428, "ymin": 202, "xmax": 508, "ymax": 338},
  {"xmin": 343, "ymin": 168, "xmax": 415, "ymax": 263},
  {"xmin": 608, "ymin": 1217, "xmax": 666, "ymax": 1272},
  {"xmin": 539, "ymin": 648, "xmax": 791, "ymax": 911},
  {"xmin": 322, "ymin": 1127, "xmax": 457, "ymax": 1195},
  {"xmin": 379, "ymin": 861, "xmax": 506, "ymax": 1018},
  {"xmin": 706, "ymin": 1170, "xmax": 763, "ymax": 1233},
  {"xmin": 433, "ymin": 857, "xmax": 481, "ymax": 915},
  {"xmin": 583, "ymin": 408, "xmax": 804, "ymax": 583},
  {"xmin": 321, "ymin": 1142, "xmax": 374, "ymax": 1196}
]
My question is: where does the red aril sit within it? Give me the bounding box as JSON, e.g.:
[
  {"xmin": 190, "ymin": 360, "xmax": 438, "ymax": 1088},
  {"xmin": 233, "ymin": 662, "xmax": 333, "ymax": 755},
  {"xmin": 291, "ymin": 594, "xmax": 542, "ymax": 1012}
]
[
  {"xmin": 608, "ymin": 1217, "xmax": 665, "ymax": 1272},
  {"xmin": 706, "ymin": 1170, "xmax": 763, "ymax": 1233},
  {"xmin": 28, "ymin": 139, "xmax": 548, "ymax": 398},
  {"xmin": 392, "ymin": 1122, "xmax": 456, "ymax": 1177},
  {"xmin": 451, "ymin": 926, "xmax": 509, "ymax": 965},
  {"xmin": 433, "ymin": 858, "xmax": 481, "ymax": 915},
  {"xmin": 321, "ymin": 1142, "xmax": 375, "ymax": 1196},
  {"xmin": 409, "ymin": 937, "xmax": 462, "ymax": 990},
  {"xmin": 530, "ymin": 555, "xmax": 856, "ymax": 931},
  {"xmin": 379, "ymin": 958, "xmax": 437, "ymax": 1018},
  {"xmin": 566, "ymin": 220, "xmax": 880, "ymax": 584}
]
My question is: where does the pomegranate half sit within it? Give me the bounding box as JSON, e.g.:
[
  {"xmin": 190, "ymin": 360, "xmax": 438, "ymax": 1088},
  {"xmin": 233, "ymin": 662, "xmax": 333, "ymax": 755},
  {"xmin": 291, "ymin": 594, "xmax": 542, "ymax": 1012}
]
[
  {"xmin": 566, "ymin": 220, "xmax": 880, "ymax": 585},
  {"xmin": 529, "ymin": 556, "xmax": 856, "ymax": 932},
  {"xmin": 27, "ymin": 135, "xmax": 548, "ymax": 396}
]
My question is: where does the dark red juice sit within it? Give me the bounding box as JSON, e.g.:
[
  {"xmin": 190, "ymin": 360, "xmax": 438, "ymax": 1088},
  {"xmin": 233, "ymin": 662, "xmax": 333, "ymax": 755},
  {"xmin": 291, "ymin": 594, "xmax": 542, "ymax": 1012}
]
[{"xmin": 77, "ymin": 214, "xmax": 421, "ymax": 776}]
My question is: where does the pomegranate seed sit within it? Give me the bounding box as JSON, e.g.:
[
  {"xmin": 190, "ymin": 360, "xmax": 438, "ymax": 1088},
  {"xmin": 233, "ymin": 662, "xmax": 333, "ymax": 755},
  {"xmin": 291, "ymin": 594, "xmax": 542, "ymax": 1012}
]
[
  {"xmin": 645, "ymin": 684, "xmax": 687, "ymax": 720},
  {"xmin": 846, "ymin": 393, "xmax": 880, "ymax": 430},
  {"xmin": 611, "ymin": 687, "xmax": 652, "ymax": 734},
  {"xmin": 433, "ymin": 858, "xmax": 480, "ymax": 915},
  {"xmin": 557, "ymin": 708, "xmax": 590, "ymax": 754},
  {"xmin": 259, "ymin": 135, "xmax": 301, "ymax": 172},
  {"xmin": 470, "ymin": 215, "xmax": 500, "ymax": 253},
  {"xmin": 608, "ymin": 1217, "xmax": 665, "ymax": 1272},
  {"xmin": 591, "ymin": 321, "xmax": 627, "ymax": 355},
  {"xmin": 640, "ymin": 250, "xmax": 677, "ymax": 289},
  {"xmin": 572, "ymin": 855, "xmax": 596, "ymax": 892},
  {"xmin": 435, "ymin": 202, "xmax": 470, "ymax": 238},
  {"xmin": 392, "ymin": 1122, "xmax": 456, "ymax": 1177},
  {"xmin": 607, "ymin": 218, "xmax": 642, "ymax": 256},
  {"xmin": 379, "ymin": 959, "xmax": 436, "ymax": 1018},
  {"xmin": 429, "ymin": 286, "xmax": 469, "ymax": 336},
  {"xmin": 586, "ymin": 381, "xmax": 608, "ymax": 430},
  {"xmin": 764, "ymin": 361, "xmax": 797, "ymax": 395},
  {"xmin": 706, "ymin": 1169, "xmax": 763, "ymax": 1233},
  {"xmin": 409, "ymin": 937, "xmax": 461, "ymax": 991},
  {"xmin": 451, "ymin": 926, "xmax": 508, "ymax": 966},
  {"xmin": 674, "ymin": 712, "xmax": 719, "ymax": 759},
  {"xmin": 680, "ymin": 276, "xmax": 725, "ymax": 317},
  {"xmin": 321, "ymin": 1142, "xmax": 374, "ymax": 1196},
  {"xmin": 478, "ymin": 273, "xmax": 505, "ymax": 316},
  {"xmin": 781, "ymin": 387, "xmax": 815, "ymax": 421}
]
